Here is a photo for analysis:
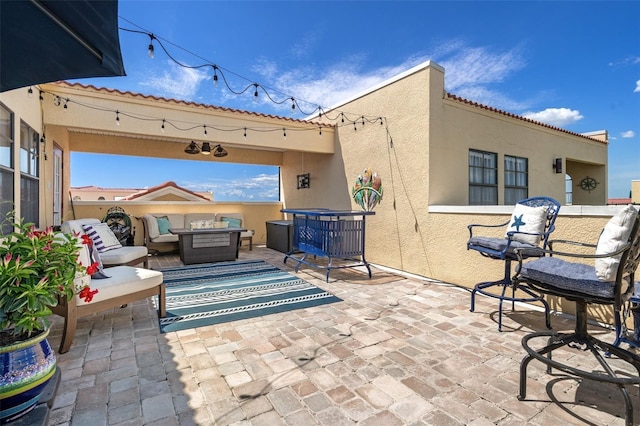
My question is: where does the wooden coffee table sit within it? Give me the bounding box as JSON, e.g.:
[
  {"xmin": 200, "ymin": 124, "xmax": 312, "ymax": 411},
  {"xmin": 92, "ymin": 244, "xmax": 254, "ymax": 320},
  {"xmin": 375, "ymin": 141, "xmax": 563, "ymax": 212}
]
[{"xmin": 169, "ymin": 227, "xmax": 246, "ymax": 265}]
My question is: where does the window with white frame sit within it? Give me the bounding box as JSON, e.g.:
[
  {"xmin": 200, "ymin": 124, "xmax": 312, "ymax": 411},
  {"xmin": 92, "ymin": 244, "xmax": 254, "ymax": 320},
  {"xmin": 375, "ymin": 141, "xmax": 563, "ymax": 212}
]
[
  {"xmin": 0, "ymin": 103, "xmax": 14, "ymax": 234},
  {"xmin": 469, "ymin": 149, "xmax": 498, "ymax": 205},
  {"xmin": 504, "ymin": 155, "xmax": 528, "ymax": 205},
  {"xmin": 20, "ymin": 121, "xmax": 39, "ymax": 226}
]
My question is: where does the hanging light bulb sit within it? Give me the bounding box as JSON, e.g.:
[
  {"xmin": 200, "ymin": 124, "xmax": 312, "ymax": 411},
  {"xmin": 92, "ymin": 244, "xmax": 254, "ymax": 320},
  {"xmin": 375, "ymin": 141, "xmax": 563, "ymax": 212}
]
[
  {"xmin": 361, "ymin": 116, "xmax": 365, "ymax": 126},
  {"xmin": 291, "ymin": 98, "xmax": 296, "ymax": 114},
  {"xmin": 63, "ymin": 99, "xmax": 68, "ymax": 109},
  {"xmin": 253, "ymin": 84, "xmax": 259, "ymax": 103},
  {"xmin": 147, "ymin": 34, "xmax": 155, "ymax": 59},
  {"xmin": 203, "ymin": 125, "xmax": 208, "ymax": 137},
  {"xmin": 212, "ymin": 65, "xmax": 219, "ymax": 87},
  {"xmin": 379, "ymin": 117, "xmax": 384, "ymax": 125},
  {"xmin": 39, "ymin": 90, "xmax": 43, "ymax": 101},
  {"xmin": 161, "ymin": 119, "xmax": 165, "ymax": 133},
  {"xmin": 318, "ymin": 126, "xmax": 322, "ymax": 136},
  {"xmin": 243, "ymin": 127, "xmax": 247, "ymax": 140},
  {"xmin": 341, "ymin": 113, "xmax": 345, "ymax": 123},
  {"xmin": 115, "ymin": 111, "xmax": 120, "ymax": 126},
  {"xmin": 283, "ymin": 128, "xmax": 287, "ymax": 139}
]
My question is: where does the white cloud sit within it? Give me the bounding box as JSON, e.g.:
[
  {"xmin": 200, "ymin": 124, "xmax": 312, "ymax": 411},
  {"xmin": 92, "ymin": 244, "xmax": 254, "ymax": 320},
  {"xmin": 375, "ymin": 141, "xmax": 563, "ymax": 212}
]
[
  {"xmin": 140, "ymin": 61, "xmax": 208, "ymax": 100},
  {"xmin": 247, "ymin": 40, "xmax": 528, "ymax": 115},
  {"xmin": 521, "ymin": 108, "xmax": 583, "ymax": 127},
  {"xmin": 635, "ymin": 80, "xmax": 640, "ymax": 93},
  {"xmin": 181, "ymin": 173, "xmax": 280, "ymax": 201},
  {"xmin": 621, "ymin": 130, "xmax": 636, "ymax": 138}
]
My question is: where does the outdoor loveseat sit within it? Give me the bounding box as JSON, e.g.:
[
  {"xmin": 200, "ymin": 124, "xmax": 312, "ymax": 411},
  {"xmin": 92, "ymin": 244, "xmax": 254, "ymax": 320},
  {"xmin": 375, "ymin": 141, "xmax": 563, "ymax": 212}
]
[{"xmin": 142, "ymin": 212, "xmax": 254, "ymax": 253}]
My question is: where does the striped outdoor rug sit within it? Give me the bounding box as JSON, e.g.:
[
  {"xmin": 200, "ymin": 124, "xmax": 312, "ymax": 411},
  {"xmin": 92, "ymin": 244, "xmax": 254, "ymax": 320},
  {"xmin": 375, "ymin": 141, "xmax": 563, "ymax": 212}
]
[{"xmin": 155, "ymin": 259, "xmax": 342, "ymax": 333}]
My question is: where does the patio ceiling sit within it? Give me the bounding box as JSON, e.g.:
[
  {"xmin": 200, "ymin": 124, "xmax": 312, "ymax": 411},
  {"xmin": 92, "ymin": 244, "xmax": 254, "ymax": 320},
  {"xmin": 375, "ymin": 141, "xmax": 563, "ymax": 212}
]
[{"xmin": 41, "ymin": 82, "xmax": 336, "ymax": 160}]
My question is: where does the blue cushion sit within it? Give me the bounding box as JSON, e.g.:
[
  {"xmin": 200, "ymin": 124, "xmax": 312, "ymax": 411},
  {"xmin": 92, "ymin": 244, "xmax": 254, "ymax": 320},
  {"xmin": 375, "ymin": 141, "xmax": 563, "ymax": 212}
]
[
  {"xmin": 520, "ymin": 257, "xmax": 614, "ymax": 299},
  {"xmin": 156, "ymin": 216, "xmax": 171, "ymax": 234},
  {"xmin": 468, "ymin": 237, "xmax": 542, "ymax": 258},
  {"xmin": 221, "ymin": 217, "xmax": 242, "ymax": 228}
]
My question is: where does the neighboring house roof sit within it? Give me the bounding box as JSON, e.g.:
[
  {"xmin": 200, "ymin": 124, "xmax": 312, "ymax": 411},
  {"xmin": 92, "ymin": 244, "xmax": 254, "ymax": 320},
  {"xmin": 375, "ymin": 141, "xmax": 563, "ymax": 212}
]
[
  {"xmin": 446, "ymin": 93, "xmax": 608, "ymax": 145},
  {"xmin": 608, "ymin": 198, "xmax": 633, "ymax": 205},
  {"xmin": 72, "ymin": 185, "xmax": 145, "ymax": 191},
  {"xmin": 52, "ymin": 81, "xmax": 335, "ymax": 128},
  {"xmin": 121, "ymin": 181, "xmax": 211, "ymax": 202}
]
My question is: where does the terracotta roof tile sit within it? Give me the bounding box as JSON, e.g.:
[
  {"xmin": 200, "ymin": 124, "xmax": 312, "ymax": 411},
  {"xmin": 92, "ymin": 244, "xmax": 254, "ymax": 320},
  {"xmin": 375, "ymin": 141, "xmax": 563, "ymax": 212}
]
[
  {"xmin": 446, "ymin": 93, "xmax": 607, "ymax": 145},
  {"xmin": 52, "ymin": 81, "xmax": 334, "ymax": 128},
  {"xmin": 121, "ymin": 180, "xmax": 211, "ymax": 201}
]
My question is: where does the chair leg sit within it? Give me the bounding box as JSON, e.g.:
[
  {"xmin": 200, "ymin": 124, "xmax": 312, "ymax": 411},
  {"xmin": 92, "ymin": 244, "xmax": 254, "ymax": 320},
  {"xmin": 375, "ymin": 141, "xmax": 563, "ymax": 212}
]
[
  {"xmin": 471, "ymin": 259, "xmax": 549, "ymax": 331},
  {"xmin": 519, "ymin": 302, "xmax": 640, "ymax": 426},
  {"xmin": 59, "ymin": 305, "xmax": 77, "ymax": 354}
]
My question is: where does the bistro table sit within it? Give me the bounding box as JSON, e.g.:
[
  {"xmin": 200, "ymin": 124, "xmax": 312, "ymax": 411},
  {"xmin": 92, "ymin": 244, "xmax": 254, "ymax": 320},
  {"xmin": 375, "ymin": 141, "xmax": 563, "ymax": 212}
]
[
  {"xmin": 169, "ymin": 227, "xmax": 246, "ymax": 265},
  {"xmin": 280, "ymin": 208, "xmax": 375, "ymax": 281}
]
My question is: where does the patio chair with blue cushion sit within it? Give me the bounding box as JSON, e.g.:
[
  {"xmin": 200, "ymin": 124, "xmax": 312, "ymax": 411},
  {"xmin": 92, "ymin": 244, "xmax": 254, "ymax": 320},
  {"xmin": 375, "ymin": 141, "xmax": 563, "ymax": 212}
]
[
  {"xmin": 467, "ymin": 196, "xmax": 561, "ymax": 331},
  {"xmin": 512, "ymin": 204, "xmax": 640, "ymax": 426}
]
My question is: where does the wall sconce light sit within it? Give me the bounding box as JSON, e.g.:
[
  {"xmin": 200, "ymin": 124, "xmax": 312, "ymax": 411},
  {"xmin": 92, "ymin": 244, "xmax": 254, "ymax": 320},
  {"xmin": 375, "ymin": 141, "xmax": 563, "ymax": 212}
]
[
  {"xmin": 297, "ymin": 173, "xmax": 310, "ymax": 189},
  {"xmin": 552, "ymin": 158, "xmax": 563, "ymax": 174},
  {"xmin": 185, "ymin": 142, "xmax": 228, "ymax": 157}
]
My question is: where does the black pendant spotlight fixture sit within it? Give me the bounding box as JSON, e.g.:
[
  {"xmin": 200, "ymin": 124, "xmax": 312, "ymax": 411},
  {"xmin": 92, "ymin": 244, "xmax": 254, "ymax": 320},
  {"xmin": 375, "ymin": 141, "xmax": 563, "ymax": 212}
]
[
  {"xmin": 184, "ymin": 141, "xmax": 227, "ymax": 157},
  {"xmin": 213, "ymin": 144, "xmax": 228, "ymax": 158}
]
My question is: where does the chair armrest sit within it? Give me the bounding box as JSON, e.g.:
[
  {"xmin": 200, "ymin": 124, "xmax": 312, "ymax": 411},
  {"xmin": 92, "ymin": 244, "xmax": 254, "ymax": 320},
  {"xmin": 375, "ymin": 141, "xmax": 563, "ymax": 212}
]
[
  {"xmin": 468, "ymin": 220, "xmax": 510, "ymax": 238},
  {"xmin": 514, "ymin": 241, "xmax": 630, "ymax": 262},
  {"xmin": 548, "ymin": 239, "xmax": 598, "ymax": 251}
]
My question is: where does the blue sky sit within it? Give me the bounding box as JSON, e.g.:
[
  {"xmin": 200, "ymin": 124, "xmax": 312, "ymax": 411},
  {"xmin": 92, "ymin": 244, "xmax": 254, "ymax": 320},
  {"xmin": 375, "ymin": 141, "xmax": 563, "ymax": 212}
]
[{"xmin": 72, "ymin": 0, "xmax": 640, "ymax": 200}]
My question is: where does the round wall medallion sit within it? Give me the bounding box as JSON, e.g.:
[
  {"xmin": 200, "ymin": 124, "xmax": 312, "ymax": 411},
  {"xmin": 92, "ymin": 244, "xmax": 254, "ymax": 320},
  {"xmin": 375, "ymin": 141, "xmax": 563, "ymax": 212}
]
[{"xmin": 579, "ymin": 176, "xmax": 598, "ymax": 192}]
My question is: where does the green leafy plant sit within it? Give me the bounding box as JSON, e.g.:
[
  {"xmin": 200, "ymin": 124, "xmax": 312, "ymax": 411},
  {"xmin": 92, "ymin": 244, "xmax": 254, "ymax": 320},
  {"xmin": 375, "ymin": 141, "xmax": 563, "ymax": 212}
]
[{"xmin": 0, "ymin": 212, "xmax": 96, "ymax": 342}]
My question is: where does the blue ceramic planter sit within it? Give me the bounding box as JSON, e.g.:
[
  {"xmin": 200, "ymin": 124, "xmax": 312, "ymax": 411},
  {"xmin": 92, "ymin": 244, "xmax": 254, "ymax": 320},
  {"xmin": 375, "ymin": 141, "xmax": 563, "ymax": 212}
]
[{"xmin": 0, "ymin": 328, "xmax": 57, "ymax": 424}]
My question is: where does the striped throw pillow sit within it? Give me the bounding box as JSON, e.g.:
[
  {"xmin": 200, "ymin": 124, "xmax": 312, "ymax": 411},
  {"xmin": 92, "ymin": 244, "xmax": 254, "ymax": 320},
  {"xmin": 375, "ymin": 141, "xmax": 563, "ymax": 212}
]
[{"xmin": 82, "ymin": 222, "xmax": 122, "ymax": 253}]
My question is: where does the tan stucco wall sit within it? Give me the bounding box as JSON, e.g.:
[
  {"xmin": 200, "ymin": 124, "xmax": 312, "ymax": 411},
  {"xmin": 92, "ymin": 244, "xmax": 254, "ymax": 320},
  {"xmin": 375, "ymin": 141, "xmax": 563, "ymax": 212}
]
[
  {"xmin": 633, "ymin": 180, "xmax": 640, "ymax": 203},
  {"xmin": 280, "ymin": 61, "xmax": 609, "ymax": 279},
  {"xmin": 435, "ymin": 100, "xmax": 607, "ymax": 205}
]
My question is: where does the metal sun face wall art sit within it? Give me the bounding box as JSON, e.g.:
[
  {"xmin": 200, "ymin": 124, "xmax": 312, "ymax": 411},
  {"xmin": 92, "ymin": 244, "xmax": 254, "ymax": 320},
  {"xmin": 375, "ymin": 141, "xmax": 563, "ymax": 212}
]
[{"xmin": 352, "ymin": 168, "xmax": 383, "ymax": 211}]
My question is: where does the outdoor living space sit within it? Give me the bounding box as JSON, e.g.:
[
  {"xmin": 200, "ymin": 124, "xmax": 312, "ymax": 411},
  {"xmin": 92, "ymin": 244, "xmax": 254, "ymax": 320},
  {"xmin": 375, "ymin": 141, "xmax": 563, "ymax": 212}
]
[{"xmin": 43, "ymin": 244, "xmax": 639, "ymax": 426}]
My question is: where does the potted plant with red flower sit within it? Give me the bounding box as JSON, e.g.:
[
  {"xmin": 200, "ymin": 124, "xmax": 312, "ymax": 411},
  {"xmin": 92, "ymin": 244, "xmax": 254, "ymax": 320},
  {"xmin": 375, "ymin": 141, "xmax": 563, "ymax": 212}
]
[{"xmin": 0, "ymin": 212, "xmax": 98, "ymax": 423}]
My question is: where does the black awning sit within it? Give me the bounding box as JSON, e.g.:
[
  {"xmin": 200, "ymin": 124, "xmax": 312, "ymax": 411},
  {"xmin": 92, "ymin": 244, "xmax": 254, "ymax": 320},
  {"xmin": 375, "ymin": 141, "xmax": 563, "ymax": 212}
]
[{"xmin": 0, "ymin": 0, "xmax": 126, "ymax": 92}]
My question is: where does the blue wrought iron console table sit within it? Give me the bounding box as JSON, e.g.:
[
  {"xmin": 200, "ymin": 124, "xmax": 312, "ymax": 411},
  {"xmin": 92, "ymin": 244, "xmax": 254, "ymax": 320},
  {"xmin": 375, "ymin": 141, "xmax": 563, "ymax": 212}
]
[{"xmin": 281, "ymin": 209, "xmax": 375, "ymax": 282}]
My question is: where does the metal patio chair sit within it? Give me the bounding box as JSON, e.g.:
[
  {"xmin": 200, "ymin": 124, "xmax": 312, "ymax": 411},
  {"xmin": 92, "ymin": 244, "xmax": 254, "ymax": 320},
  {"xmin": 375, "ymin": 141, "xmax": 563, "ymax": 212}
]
[
  {"xmin": 512, "ymin": 204, "xmax": 640, "ymax": 426},
  {"xmin": 468, "ymin": 196, "xmax": 561, "ymax": 331}
]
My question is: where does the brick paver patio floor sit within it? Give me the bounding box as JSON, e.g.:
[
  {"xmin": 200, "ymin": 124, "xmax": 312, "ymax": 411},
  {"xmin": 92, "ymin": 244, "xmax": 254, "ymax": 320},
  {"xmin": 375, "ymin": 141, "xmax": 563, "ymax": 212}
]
[{"xmin": 45, "ymin": 245, "xmax": 639, "ymax": 425}]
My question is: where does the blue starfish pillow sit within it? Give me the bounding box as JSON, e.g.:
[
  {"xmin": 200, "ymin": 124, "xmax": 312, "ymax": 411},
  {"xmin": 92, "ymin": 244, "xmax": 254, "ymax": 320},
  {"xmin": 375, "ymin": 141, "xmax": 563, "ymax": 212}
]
[{"xmin": 504, "ymin": 203, "xmax": 548, "ymax": 245}]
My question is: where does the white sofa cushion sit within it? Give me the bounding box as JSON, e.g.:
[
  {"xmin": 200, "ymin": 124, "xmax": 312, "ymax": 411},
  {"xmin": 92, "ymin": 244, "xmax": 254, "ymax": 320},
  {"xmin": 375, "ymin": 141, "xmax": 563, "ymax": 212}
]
[
  {"xmin": 152, "ymin": 234, "xmax": 179, "ymax": 243},
  {"xmin": 75, "ymin": 265, "xmax": 163, "ymax": 306},
  {"xmin": 61, "ymin": 218, "xmax": 101, "ymax": 235},
  {"xmin": 143, "ymin": 214, "xmax": 161, "ymax": 239},
  {"xmin": 99, "ymin": 245, "xmax": 148, "ymax": 266}
]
